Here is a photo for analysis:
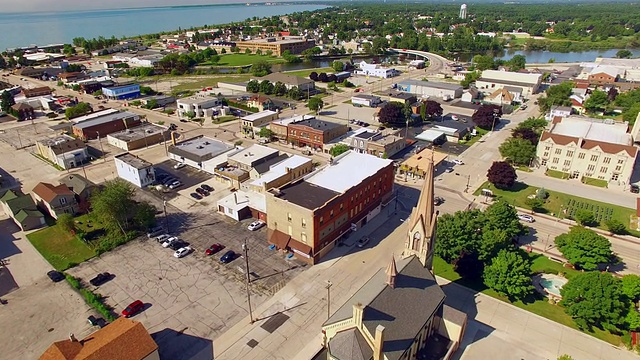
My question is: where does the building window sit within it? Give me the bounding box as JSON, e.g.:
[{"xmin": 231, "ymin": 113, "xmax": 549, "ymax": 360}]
[
  {"xmin": 590, "ymin": 155, "xmax": 598, "ymax": 162},
  {"xmin": 541, "ymin": 160, "xmax": 547, "ymax": 166},
  {"xmin": 578, "ymin": 153, "xmax": 585, "ymax": 159},
  {"xmin": 618, "ymin": 159, "xmax": 624, "ymax": 164},
  {"xmin": 555, "ymin": 149, "xmax": 562, "ymax": 155},
  {"xmin": 563, "ymin": 160, "xmax": 571, "ymax": 167},
  {"xmin": 552, "ymin": 157, "xmax": 559, "ymax": 164},
  {"xmin": 545, "ymin": 146, "xmax": 550, "ymax": 151},
  {"xmin": 616, "ymin": 165, "xmax": 622, "ymax": 172},
  {"xmin": 288, "ymin": 225, "xmax": 292, "ymax": 236},
  {"xmin": 543, "ymin": 152, "xmax": 549, "ymax": 158},
  {"xmin": 340, "ymin": 203, "xmax": 343, "ymax": 211},
  {"xmin": 587, "ymin": 164, "xmax": 595, "ymax": 172},
  {"xmin": 320, "ymin": 216, "xmax": 324, "ymax": 225},
  {"xmin": 566, "ymin": 150, "xmax": 574, "ymax": 157},
  {"xmin": 301, "ymin": 218, "xmax": 306, "ymax": 228},
  {"xmin": 287, "ymin": 213, "xmax": 292, "ymax": 222},
  {"xmin": 603, "ymin": 157, "xmax": 611, "ymax": 164},
  {"xmin": 600, "ymin": 167, "xmax": 608, "ymax": 173},
  {"xmin": 60, "ymin": 197, "xmax": 67, "ymax": 205},
  {"xmin": 301, "ymin": 232, "xmax": 307, "ymax": 244},
  {"xmin": 330, "ymin": 210, "xmax": 334, "ymax": 218}
]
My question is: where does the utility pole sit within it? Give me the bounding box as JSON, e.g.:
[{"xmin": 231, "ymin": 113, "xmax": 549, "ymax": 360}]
[
  {"xmin": 325, "ymin": 281, "xmax": 332, "ymax": 320},
  {"xmin": 465, "ymin": 175, "xmax": 470, "ymax": 193},
  {"xmin": 243, "ymin": 239, "xmax": 254, "ymax": 324},
  {"xmin": 96, "ymin": 131, "xmax": 106, "ymax": 162},
  {"xmin": 162, "ymin": 197, "xmax": 169, "ymax": 231}
]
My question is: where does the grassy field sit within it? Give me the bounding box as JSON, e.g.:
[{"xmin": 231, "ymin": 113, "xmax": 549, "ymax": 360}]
[
  {"xmin": 203, "ymin": 53, "xmax": 286, "ymax": 66},
  {"xmin": 474, "ymin": 181, "xmax": 638, "ymax": 235},
  {"xmin": 27, "ymin": 220, "xmax": 96, "ymax": 271},
  {"xmin": 170, "ymin": 75, "xmax": 252, "ymax": 92},
  {"xmin": 434, "ymin": 255, "xmax": 621, "ymax": 345},
  {"xmin": 283, "ymin": 67, "xmax": 333, "ymax": 78}
]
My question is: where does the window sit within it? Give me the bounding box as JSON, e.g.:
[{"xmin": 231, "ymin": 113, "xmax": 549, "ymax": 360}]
[
  {"xmin": 301, "ymin": 232, "xmax": 307, "ymax": 244},
  {"xmin": 340, "ymin": 203, "xmax": 343, "ymax": 211},
  {"xmin": 603, "ymin": 157, "xmax": 611, "ymax": 164},
  {"xmin": 600, "ymin": 167, "xmax": 608, "ymax": 173},
  {"xmin": 612, "ymin": 174, "xmax": 619, "ymax": 181},
  {"xmin": 590, "ymin": 155, "xmax": 598, "ymax": 162},
  {"xmin": 563, "ymin": 160, "xmax": 571, "ymax": 166},
  {"xmin": 545, "ymin": 146, "xmax": 551, "ymax": 151},
  {"xmin": 578, "ymin": 153, "xmax": 585, "ymax": 159},
  {"xmin": 541, "ymin": 160, "xmax": 547, "ymax": 166},
  {"xmin": 320, "ymin": 216, "xmax": 324, "ymax": 225},
  {"xmin": 543, "ymin": 152, "xmax": 549, "ymax": 158},
  {"xmin": 616, "ymin": 165, "xmax": 622, "ymax": 172},
  {"xmin": 587, "ymin": 164, "xmax": 595, "ymax": 172},
  {"xmin": 555, "ymin": 149, "xmax": 562, "ymax": 155},
  {"xmin": 287, "ymin": 213, "xmax": 292, "ymax": 222},
  {"xmin": 552, "ymin": 157, "xmax": 559, "ymax": 164},
  {"xmin": 330, "ymin": 210, "xmax": 334, "ymax": 218},
  {"xmin": 566, "ymin": 150, "xmax": 574, "ymax": 157},
  {"xmin": 60, "ymin": 197, "xmax": 67, "ymax": 205},
  {"xmin": 301, "ymin": 218, "xmax": 306, "ymax": 228},
  {"xmin": 618, "ymin": 159, "xmax": 624, "ymax": 164}
]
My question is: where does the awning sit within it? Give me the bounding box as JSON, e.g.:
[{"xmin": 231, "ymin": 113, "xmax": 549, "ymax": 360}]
[
  {"xmin": 268, "ymin": 229, "xmax": 291, "ymax": 249},
  {"xmin": 288, "ymin": 238, "xmax": 313, "ymax": 258}
]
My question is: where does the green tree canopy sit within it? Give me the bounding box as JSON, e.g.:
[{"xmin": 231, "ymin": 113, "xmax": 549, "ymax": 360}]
[
  {"xmin": 246, "ymin": 80, "xmax": 260, "ymax": 93},
  {"xmin": 308, "ymin": 96, "xmax": 324, "ymax": 114},
  {"xmin": 91, "ymin": 179, "xmax": 137, "ymax": 235},
  {"xmin": 616, "ymin": 49, "xmax": 632, "ymax": 59},
  {"xmin": 0, "ymin": 91, "xmax": 15, "ymax": 113},
  {"xmin": 435, "ymin": 209, "xmax": 486, "ymax": 263},
  {"xmin": 378, "ymin": 101, "xmax": 406, "ymax": 125},
  {"xmin": 330, "ymin": 144, "xmax": 350, "ymax": 157},
  {"xmin": 57, "ymin": 213, "xmax": 76, "ymax": 234},
  {"xmin": 332, "ymin": 60, "xmax": 344, "ymax": 72},
  {"xmin": 484, "ymin": 200, "xmax": 525, "ymax": 240},
  {"xmin": 499, "ymin": 137, "xmax": 537, "ymax": 166},
  {"xmin": 516, "ymin": 117, "xmax": 547, "ymax": 132},
  {"xmin": 258, "ymin": 127, "xmax": 274, "ymax": 139},
  {"xmin": 483, "ymin": 249, "xmax": 533, "ymax": 299},
  {"xmin": 584, "ymin": 90, "xmax": 609, "ymax": 113},
  {"xmin": 560, "ymin": 272, "xmax": 627, "ymax": 331},
  {"xmin": 621, "ymin": 274, "xmax": 640, "ymax": 302},
  {"xmin": 507, "ymin": 55, "xmax": 526, "ymax": 71},
  {"xmin": 65, "ymin": 102, "xmax": 92, "ymax": 120},
  {"xmin": 554, "ymin": 226, "xmax": 613, "ymax": 270},
  {"xmin": 538, "ymin": 81, "xmax": 573, "ymax": 112},
  {"xmin": 250, "ymin": 60, "xmax": 272, "ymax": 77}
]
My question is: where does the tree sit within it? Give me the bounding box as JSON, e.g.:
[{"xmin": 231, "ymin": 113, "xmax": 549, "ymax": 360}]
[
  {"xmin": 479, "ymin": 228, "xmax": 512, "ymax": 262},
  {"xmin": 145, "ymin": 99, "xmax": 159, "ymax": 109},
  {"xmin": 246, "ymin": 80, "xmax": 260, "ymax": 93},
  {"xmin": 507, "ymin": 55, "xmax": 527, "ymax": 71},
  {"xmin": 92, "ymin": 90, "xmax": 103, "ymax": 97},
  {"xmin": 499, "ymin": 137, "xmax": 536, "ymax": 166},
  {"xmin": 65, "ymin": 102, "xmax": 92, "ymax": 119},
  {"xmin": 584, "ymin": 90, "xmax": 609, "ymax": 113},
  {"xmin": 259, "ymin": 80, "xmax": 274, "ymax": 95},
  {"xmin": 309, "ymin": 71, "xmax": 319, "ymax": 81},
  {"xmin": 621, "ymin": 274, "xmax": 640, "ymax": 302},
  {"xmin": 483, "ymin": 250, "xmax": 533, "ymax": 299},
  {"xmin": 378, "ymin": 102, "xmax": 406, "ymax": 125},
  {"xmin": 616, "ymin": 49, "xmax": 633, "ymax": 59},
  {"xmin": 487, "ymin": 161, "xmax": 517, "ymax": 189},
  {"xmin": 484, "ymin": 200, "xmax": 524, "ymax": 240},
  {"xmin": 435, "ymin": 209, "xmax": 486, "ymax": 263},
  {"xmin": 574, "ymin": 209, "xmax": 597, "ymax": 226},
  {"xmin": 91, "ymin": 179, "xmax": 137, "ymax": 235},
  {"xmin": 63, "ymin": 44, "xmax": 76, "ymax": 56},
  {"xmin": 472, "ymin": 55, "xmax": 496, "ymax": 71},
  {"xmin": 318, "ymin": 73, "xmax": 328, "ymax": 82},
  {"xmin": 604, "ymin": 219, "xmax": 626, "ymax": 235},
  {"xmin": 184, "ymin": 111, "xmax": 196, "ymax": 120},
  {"xmin": 0, "ymin": 56, "xmax": 6, "ymax": 69},
  {"xmin": 308, "ymin": 96, "xmax": 324, "ymax": 114},
  {"xmin": 537, "ymin": 81, "xmax": 573, "ymax": 112},
  {"xmin": 332, "ymin": 60, "xmax": 344, "ymax": 72},
  {"xmin": 1, "ymin": 91, "xmax": 15, "ymax": 113},
  {"xmin": 472, "ymin": 104, "xmax": 502, "ymax": 130},
  {"xmin": 287, "ymin": 86, "xmax": 302, "ymax": 100},
  {"xmin": 57, "ymin": 213, "xmax": 76, "ymax": 234},
  {"xmin": 516, "ymin": 117, "xmax": 547, "ymax": 132},
  {"xmin": 250, "ymin": 60, "xmax": 272, "ymax": 77},
  {"xmin": 330, "ymin": 144, "xmax": 350, "ymax": 157},
  {"xmin": 258, "ymin": 127, "xmax": 274, "ymax": 139},
  {"xmin": 555, "ymin": 226, "xmax": 613, "ymax": 270},
  {"xmin": 558, "ymin": 355, "xmax": 575, "ymax": 360},
  {"xmin": 423, "ymin": 100, "xmax": 443, "ymax": 119},
  {"xmin": 560, "ymin": 272, "xmax": 627, "ymax": 331},
  {"xmin": 512, "ymin": 127, "xmax": 540, "ymax": 145},
  {"xmin": 274, "ymin": 81, "xmax": 287, "ymax": 96}
]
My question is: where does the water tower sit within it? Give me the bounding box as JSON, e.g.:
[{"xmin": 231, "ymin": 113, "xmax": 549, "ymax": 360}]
[{"xmin": 459, "ymin": 4, "xmax": 467, "ymax": 19}]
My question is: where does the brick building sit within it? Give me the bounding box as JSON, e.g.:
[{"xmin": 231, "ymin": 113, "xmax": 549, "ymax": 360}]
[
  {"xmin": 287, "ymin": 118, "xmax": 348, "ymax": 150},
  {"xmin": 72, "ymin": 111, "xmax": 141, "ymax": 140},
  {"xmin": 235, "ymin": 37, "xmax": 315, "ymax": 56}
]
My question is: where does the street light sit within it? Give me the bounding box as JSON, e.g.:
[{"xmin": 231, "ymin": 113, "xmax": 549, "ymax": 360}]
[{"xmin": 325, "ymin": 281, "xmax": 332, "ymax": 320}]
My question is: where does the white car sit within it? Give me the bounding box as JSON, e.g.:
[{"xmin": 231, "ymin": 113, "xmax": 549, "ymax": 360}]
[
  {"xmin": 155, "ymin": 234, "xmax": 171, "ymax": 243},
  {"xmin": 168, "ymin": 181, "xmax": 182, "ymax": 189},
  {"xmin": 517, "ymin": 214, "xmax": 535, "ymax": 223},
  {"xmin": 162, "ymin": 236, "xmax": 178, "ymax": 248},
  {"xmin": 174, "ymin": 246, "xmax": 192, "ymax": 258},
  {"xmin": 174, "ymin": 162, "xmax": 186, "ymax": 169},
  {"xmin": 247, "ymin": 220, "xmax": 266, "ymax": 231},
  {"xmin": 452, "ymin": 159, "xmax": 464, "ymax": 165},
  {"xmin": 357, "ymin": 236, "xmax": 370, "ymax": 248}
]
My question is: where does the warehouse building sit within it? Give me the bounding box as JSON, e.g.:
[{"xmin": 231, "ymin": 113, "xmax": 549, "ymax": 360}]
[
  {"xmin": 107, "ymin": 123, "xmax": 168, "ymax": 151},
  {"xmin": 397, "ymin": 80, "xmax": 463, "ymax": 100}
]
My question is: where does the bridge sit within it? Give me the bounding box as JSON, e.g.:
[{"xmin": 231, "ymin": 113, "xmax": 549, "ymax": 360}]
[{"xmin": 388, "ymin": 48, "xmax": 450, "ymax": 74}]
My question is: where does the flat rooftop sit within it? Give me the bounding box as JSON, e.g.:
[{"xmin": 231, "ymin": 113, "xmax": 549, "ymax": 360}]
[
  {"xmin": 241, "ymin": 37, "xmax": 309, "ymax": 44},
  {"xmin": 251, "ymin": 155, "xmax": 311, "ymax": 187},
  {"xmin": 115, "ymin": 153, "xmax": 152, "ymax": 169},
  {"xmin": 289, "ymin": 118, "xmax": 344, "ymax": 131},
  {"xmin": 271, "ymin": 114, "xmax": 314, "ymax": 126},
  {"xmin": 307, "ymin": 151, "xmax": 392, "ymax": 193},
  {"xmin": 276, "ymin": 181, "xmax": 340, "ymax": 209},
  {"xmin": 399, "ymin": 79, "xmax": 463, "ymax": 90},
  {"xmin": 72, "ymin": 111, "xmax": 139, "ymax": 129},
  {"xmin": 551, "ymin": 116, "xmax": 631, "ymax": 145},
  {"xmin": 242, "ymin": 110, "xmax": 278, "ymax": 122},
  {"xmin": 107, "ymin": 123, "xmax": 167, "ymax": 142},
  {"xmin": 177, "ymin": 96, "xmax": 220, "ymax": 106},
  {"xmin": 217, "ymin": 190, "xmax": 266, "ymax": 213},
  {"xmin": 37, "ymin": 134, "xmax": 76, "ymax": 146},
  {"xmin": 228, "ymin": 144, "xmax": 278, "ymax": 167},
  {"xmin": 69, "ymin": 108, "xmax": 120, "ymax": 123},
  {"xmin": 352, "ymin": 94, "xmax": 381, "ymax": 100},
  {"xmin": 169, "ymin": 136, "xmax": 234, "ymax": 163}
]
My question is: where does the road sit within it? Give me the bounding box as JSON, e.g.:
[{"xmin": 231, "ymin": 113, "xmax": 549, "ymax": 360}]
[{"xmin": 389, "ymin": 48, "xmax": 449, "ymax": 74}]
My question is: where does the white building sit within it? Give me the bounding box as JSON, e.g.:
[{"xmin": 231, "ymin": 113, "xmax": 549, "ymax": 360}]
[
  {"xmin": 537, "ymin": 116, "xmax": 638, "ymax": 185},
  {"xmin": 241, "ymin": 110, "xmax": 279, "ymax": 136},
  {"xmin": 167, "ymin": 135, "xmax": 239, "ymax": 174},
  {"xmin": 354, "ymin": 61, "xmax": 397, "ymax": 79},
  {"xmin": 216, "ymin": 190, "xmax": 266, "ymax": 221},
  {"xmin": 351, "ymin": 94, "xmax": 382, "ymax": 107},
  {"xmin": 176, "ymin": 95, "xmax": 223, "ymax": 118},
  {"xmin": 35, "ymin": 134, "xmax": 88, "ymax": 170},
  {"xmin": 397, "ymin": 80, "xmax": 463, "ymax": 100},
  {"xmin": 475, "ymin": 70, "xmax": 542, "ymax": 97},
  {"xmin": 546, "ymin": 105, "xmax": 573, "ymax": 120},
  {"xmin": 114, "ymin": 153, "xmax": 156, "ymax": 188}
]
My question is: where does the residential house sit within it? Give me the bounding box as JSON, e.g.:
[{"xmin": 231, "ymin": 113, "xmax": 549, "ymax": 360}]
[
  {"xmin": 260, "ymin": 73, "xmax": 315, "ymax": 92},
  {"xmin": 484, "ymin": 88, "xmax": 517, "ymax": 105},
  {"xmin": 39, "ymin": 317, "xmax": 159, "ymax": 360},
  {"xmin": 460, "ymin": 88, "xmax": 479, "ymax": 103},
  {"xmin": 476, "ymin": 70, "xmax": 542, "ymax": 97},
  {"xmin": 545, "ymin": 105, "xmax": 572, "ymax": 121},
  {"xmin": 32, "ymin": 182, "xmax": 78, "ymax": 219},
  {"xmin": 58, "ymin": 72, "xmax": 89, "ymax": 83},
  {"xmin": 0, "ymin": 189, "xmax": 46, "ymax": 231},
  {"xmin": 386, "ymin": 91, "xmax": 417, "ymax": 105},
  {"xmin": 398, "ymin": 148, "xmax": 448, "ymax": 180},
  {"xmin": 241, "ymin": 110, "xmax": 279, "ymax": 137},
  {"xmin": 59, "ymin": 174, "xmax": 95, "ymax": 213},
  {"xmin": 247, "ymin": 95, "xmax": 275, "ymax": 112},
  {"xmin": 570, "ymin": 95, "xmax": 587, "ymax": 114},
  {"xmin": 287, "ymin": 118, "xmax": 348, "ymax": 150},
  {"xmin": 36, "ymin": 134, "xmax": 88, "ymax": 170},
  {"xmin": 22, "ymin": 86, "xmax": 52, "ymax": 98},
  {"xmin": 11, "ymin": 103, "xmax": 34, "ymax": 121},
  {"xmin": 114, "ymin": 153, "xmax": 155, "ymax": 188}
]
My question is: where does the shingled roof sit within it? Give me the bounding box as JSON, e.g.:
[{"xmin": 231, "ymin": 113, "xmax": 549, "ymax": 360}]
[{"xmin": 33, "ymin": 182, "xmax": 74, "ymax": 204}]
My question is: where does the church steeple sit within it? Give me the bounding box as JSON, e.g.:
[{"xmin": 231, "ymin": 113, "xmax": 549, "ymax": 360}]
[
  {"xmin": 385, "ymin": 255, "xmax": 398, "ymax": 288},
  {"xmin": 403, "ymin": 152, "xmax": 438, "ymax": 270}
]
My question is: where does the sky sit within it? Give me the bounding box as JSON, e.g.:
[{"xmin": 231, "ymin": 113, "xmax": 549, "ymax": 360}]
[{"xmin": 0, "ymin": 0, "xmax": 266, "ymax": 13}]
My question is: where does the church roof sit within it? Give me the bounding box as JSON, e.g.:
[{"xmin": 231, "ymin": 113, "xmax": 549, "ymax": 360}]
[
  {"xmin": 408, "ymin": 154, "xmax": 436, "ymax": 238},
  {"xmin": 328, "ymin": 328, "xmax": 373, "ymax": 360}
]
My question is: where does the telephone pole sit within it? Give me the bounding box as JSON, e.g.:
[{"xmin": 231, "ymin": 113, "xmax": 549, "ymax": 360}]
[
  {"xmin": 243, "ymin": 239, "xmax": 254, "ymax": 324},
  {"xmin": 325, "ymin": 281, "xmax": 332, "ymax": 320}
]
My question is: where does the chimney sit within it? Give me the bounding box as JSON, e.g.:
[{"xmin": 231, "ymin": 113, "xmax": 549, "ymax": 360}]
[
  {"xmin": 233, "ymin": 192, "xmax": 238, "ymax": 204},
  {"xmin": 373, "ymin": 325, "xmax": 385, "ymax": 360},
  {"xmin": 69, "ymin": 333, "xmax": 78, "ymax": 342},
  {"xmin": 352, "ymin": 303, "xmax": 363, "ymax": 328},
  {"xmin": 385, "ymin": 256, "xmax": 398, "ymax": 288}
]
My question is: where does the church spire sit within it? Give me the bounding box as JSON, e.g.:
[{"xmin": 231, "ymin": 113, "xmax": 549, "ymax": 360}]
[{"xmin": 385, "ymin": 255, "xmax": 398, "ymax": 288}]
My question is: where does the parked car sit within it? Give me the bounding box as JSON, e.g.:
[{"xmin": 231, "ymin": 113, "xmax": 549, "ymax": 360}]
[
  {"xmin": 520, "ymin": 104, "xmax": 527, "ymax": 110},
  {"xmin": 357, "ymin": 236, "xmax": 370, "ymax": 248},
  {"xmin": 190, "ymin": 192, "xmax": 203, "ymax": 200},
  {"xmin": 87, "ymin": 315, "xmax": 107, "ymax": 328},
  {"xmin": 205, "ymin": 243, "xmax": 224, "ymax": 255},
  {"xmin": 220, "ymin": 250, "xmax": 236, "ymax": 263},
  {"xmin": 247, "ymin": 220, "xmax": 266, "ymax": 231},
  {"xmin": 631, "ymin": 184, "xmax": 640, "ymax": 194},
  {"xmin": 147, "ymin": 226, "xmax": 164, "ymax": 238},
  {"xmin": 89, "ymin": 272, "xmax": 113, "ymax": 287},
  {"xmin": 434, "ymin": 196, "xmax": 445, "ymax": 206},
  {"xmin": 156, "ymin": 234, "xmax": 171, "ymax": 243},
  {"xmin": 444, "ymin": 168, "xmax": 454, "ymax": 173},
  {"xmin": 452, "ymin": 159, "xmax": 464, "ymax": 165},
  {"xmin": 174, "ymin": 246, "xmax": 193, "ymax": 258},
  {"xmin": 174, "ymin": 162, "xmax": 186, "ymax": 169},
  {"xmin": 195, "ymin": 188, "xmax": 209, "ymax": 196},
  {"xmin": 169, "ymin": 181, "xmax": 182, "ymax": 189},
  {"xmin": 517, "ymin": 214, "xmax": 535, "ymax": 223},
  {"xmin": 201, "ymin": 184, "xmax": 214, "ymax": 192},
  {"xmin": 162, "ymin": 237, "xmax": 179, "ymax": 248},
  {"xmin": 168, "ymin": 240, "xmax": 189, "ymax": 251},
  {"xmin": 47, "ymin": 270, "xmax": 65, "ymax": 282},
  {"xmin": 121, "ymin": 300, "xmax": 144, "ymax": 318},
  {"xmin": 163, "ymin": 178, "xmax": 177, "ymax": 186}
]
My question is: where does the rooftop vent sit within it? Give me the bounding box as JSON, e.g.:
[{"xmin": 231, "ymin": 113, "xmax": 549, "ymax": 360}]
[
  {"xmin": 204, "ymin": 141, "xmax": 210, "ymax": 145},
  {"xmin": 196, "ymin": 146, "xmax": 204, "ymax": 149}
]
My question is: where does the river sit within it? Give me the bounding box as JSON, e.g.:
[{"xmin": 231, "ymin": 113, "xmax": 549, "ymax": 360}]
[{"xmin": 494, "ymin": 48, "xmax": 640, "ymax": 64}]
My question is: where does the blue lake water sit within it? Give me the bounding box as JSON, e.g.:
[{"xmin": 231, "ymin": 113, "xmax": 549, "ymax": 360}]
[
  {"xmin": 0, "ymin": 4, "xmax": 327, "ymax": 50},
  {"xmin": 496, "ymin": 48, "xmax": 640, "ymax": 63}
]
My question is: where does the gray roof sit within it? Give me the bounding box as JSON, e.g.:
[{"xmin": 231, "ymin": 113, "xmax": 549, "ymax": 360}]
[
  {"xmin": 114, "ymin": 153, "xmax": 152, "ymax": 169},
  {"xmin": 168, "ymin": 136, "xmax": 234, "ymax": 163},
  {"xmin": 325, "ymin": 256, "xmax": 445, "ymax": 360},
  {"xmin": 503, "ymin": 86, "xmax": 523, "ymax": 93},
  {"xmin": 275, "ymin": 181, "xmax": 339, "ymax": 209},
  {"xmin": 72, "ymin": 111, "xmax": 138, "ymax": 130},
  {"xmin": 477, "ymin": 77, "xmax": 538, "ymax": 88},
  {"xmin": 59, "ymin": 174, "xmax": 95, "ymax": 195},
  {"xmin": 352, "ymin": 94, "xmax": 380, "ymax": 101},
  {"xmin": 399, "ymin": 79, "xmax": 463, "ymax": 91},
  {"xmin": 328, "ymin": 328, "xmax": 373, "ymax": 360},
  {"xmin": 262, "ymin": 72, "xmax": 314, "ymax": 86},
  {"xmin": 290, "ymin": 118, "xmax": 344, "ymax": 132},
  {"xmin": 253, "ymin": 154, "xmax": 289, "ymax": 175}
]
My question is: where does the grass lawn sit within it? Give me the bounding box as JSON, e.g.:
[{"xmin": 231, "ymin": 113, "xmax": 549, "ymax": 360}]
[
  {"xmin": 582, "ymin": 176, "xmax": 608, "ymax": 188},
  {"xmin": 213, "ymin": 115, "xmax": 236, "ymax": 124},
  {"xmin": 458, "ymin": 127, "xmax": 488, "ymax": 147},
  {"xmin": 434, "ymin": 255, "xmax": 621, "ymax": 345},
  {"xmin": 27, "ymin": 219, "xmax": 97, "ymax": 271},
  {"xmin": 546, "ymin": 169, "xmax": 569, "ymax": 179},
  {"xmin": 170, "ymin": 75, "xmax": 252, "ymax": 92},
  {"xmin": 204, "ymin": 53, "xmax": 285, "ymax": 67},
  {"xmin": 474, "ymin": 181, "xmax": 638, "ymax": 236},
  {"xmin": 283, "ymin": 67, "xmax": 333, "ymax": 78}
]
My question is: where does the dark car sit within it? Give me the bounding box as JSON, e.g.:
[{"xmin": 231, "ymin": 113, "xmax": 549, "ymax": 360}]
[
  {"xmin": 205, "ymin": 243, "xmax": 224, "ymax": 255},
  {"xmin": 200, "ymin": 184, "xmax": 214, "ymax": 192},
  {"xmin": 89, "ymin": 272, "xmax": 113, "ymax": 287},
  {"xmin": 190, "ymin": 192, "xmax": 203, "ymax": 200},
  {"xmin": 47, "ymin": 270, "xmax": 65, "ymax": 282},
  {"xmin": 87, "ymin": 315, "xmax": 108, "ymax": 328},
  {"xmin": 631, "ymin": 184, "xmax": 640, "ymax": 194},
  {"xmin": 169, "ymin": 240, "xmax": 189, "ymax": 251},
  {"xmin": 434, "ymin": 196, "xmax": 445, "ymax": 206},
  {"xmin": 122, "ymin": 300, "xmax": 144, "ymax": 318},
  {"xmin": 220, "ymin": 250, "xmax": 236, "ymax": 263},
  {"xmin": 196, "ymin": 188, "xmax": 210, "ymax": 196},
  {"xmin": 168, "ymin": 124, "xmax": 178, "ymax": 130}
]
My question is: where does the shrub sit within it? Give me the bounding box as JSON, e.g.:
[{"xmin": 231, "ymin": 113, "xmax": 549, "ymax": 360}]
[
  {"xmin": 605, "ymin": 219, "xmax": 627, "ymax": 235},
  {"xmin": 574, "ymin": 210, "xmax": 597, "ymax": 227}
]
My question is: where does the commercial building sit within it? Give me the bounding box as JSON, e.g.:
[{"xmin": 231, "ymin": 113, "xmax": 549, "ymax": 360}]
[
  {"xmin": 32, "ymin": 182, "xmax": 78, "ymax": 219},
  {"xmin": 269, "ymin": 114, "xmax": 311, "ymax": 140},
  {"xmin": 241, "ymin": 110, "xmax": 279, "ymax": 136},
  {"xmin": 265, "ymin": 151, "xmax": 394, "ymax": 263},
  {"xmin": 397, "ymin": 80, "xmax": 463, "ymax": 100},
  {"xmin": 217, "ymin": 190, "xmax": 267, "ymax": 222},
  {"xmin": 176, "ymin": 95, "xmax": 223, "ymax": 118},
  {"xmin": 40, "ymin": 317, "xmax": 159, "ymax": 360},
  {"xmin": 71, "ymin": 111, "xmax": 141, "ymax": 140},
  {"xmin": 321, "ymin": 159, "xmax": 467, "ymax": 360},
  {"xmin": 168, "ymin": 135, "xmax": 237, "ymax": 174},
  {"xmin": 248, "ymin": 155, "xmax": 313, "ymax": 193},
  {"xmin": 355, "ymin": 61, "xmax": 398, "ymax": 79},
  {"xmin": 140, "ymin": 95, "xmax": 175, "ymax": 108},
  {"xmin": 475, "ymin": 70, "xmax": 542, "ymax": 97},
  {"xmin": 0, "ymin": 189, "xmax": 45, "ymax": 231},
  {"xmin": 260, "ymin": 72, "xmax": 315, "ymax": 91},
  {"xmin": 288, "ymin": 118, "xmax": 348, "ymax": 150},
  {"xmin": 536, "ymin": 116, "xmax": 638, "ymax": 185},
  {"xmin": 351, "ymin": 94, "xmax": 382, "ymax": 107},
  {"xmin": 114, "ymin": 153, "xmax": 156, "ymax": 188},
  {"xmin": 587, "ymin": 66, "xmax": 623, "ymax": 85},
  {"xmin": 22, "ymin": 86, "xmax": 52, "ymax": 98},
  {"xmin": 107, "ymin": 123, "xmax": 168, "ymax": 151},
  {"xmin": 235, "ymin": 36, "xmax": 315, "ymax": 56},
  {"xmin": 102, "ymin": 84, "xmax": 140, "ymax": 100},
  {"xmin": 342, "ymin": 130, "xmax": 407, "ymax": 158},
  {"xmin": 215, "ymin": 144, "xmax": 280, "ymax": 187},
  {"xmin": 36, "ymin": 134, "xmax": 88, "ymax": 169}
]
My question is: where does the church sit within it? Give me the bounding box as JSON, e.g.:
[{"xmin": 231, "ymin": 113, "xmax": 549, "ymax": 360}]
[{"xmin": 321, "ymin": 157, "xmax": 467, "ymax": 360}]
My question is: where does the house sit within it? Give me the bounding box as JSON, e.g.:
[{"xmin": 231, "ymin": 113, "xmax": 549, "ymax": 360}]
[
  {"xmin": 545, "ymin": 105, "xmax": 572, "ymax": 121},
  {"xmin": 247, "ymin": 95, "xmax": 275, "ymax": 112},
  {"xmin": 265, "ymin": 151, "xmax": 394, "ymax": 263},
  {"xmin": 354, "ymin": 61, "xmax": 397, "ymax": 78},
  {"xmin": 241, "ymin": 110, "xmax": 279, "ymax": 137},
  {"xmin": 287, "ymin": 118, "xmax": 348, "ymax": 150},
  {"xmin": 460, "ymin": 88, "xmax": 479, "ymax": 103},
  {"xmin": 58, "ymin": 72, "xmax": 89, "ymax": 83},
  {"xmin": 71, "ymin": 111, "xmax": 141, "ymax": 140},
  {"xmin": 260, "ymin": 72, "xmax": 315, "ymax": 91},
  {"xmin": 39, "ymin": 317, "xmax": 159, "ymax": 360},
  {"xmin": 107, "ymin": 123, "xmax": 168, "ymax": 151},
  {"xmin": 0, "ymin": 189, "xmax": 46, "ymax": 231},
  {"xmin": 167, "ymin": 135, "xmax": 237, "ymax": 175},
  {"xmin": 476, "ymin": 70, "xmax": 542, "ymax": 97},
  {"xmin": 114, "ymin": 153, "xmax": 155, "ymax": 188},
  {"xmin": 36, "ymin": 134, "xmax": 88, "ymax": 170},
  {"xmin": 398, "ymin": 148, "xmax": 448, "ymax": 180},
  {"xmin": 11, "ymin": 102, "xmax": 34, "ymax": 121},
  {"xmin": 386, "ymin": 91, "xmax": 417, "ymax": 105},
  {"xmin": 537, "ymin": 116, "xmax": 638, "ymax": 185},
  {"xmin": 570, "ymin": 95, "xmax": 587, "ymax": 114},
  {"xmin": 351, "ymin": 94, "xmax": 381, "ymax": 108},
  {"xmin": 397, "ymin": 79, "xmax": 463, "ymax": 100},
  {"xmin": 321, "ymin": 158, "xmax": 467, "ymax": 360},
  {"xmin": 484, "ymin": 88, "xmax": 515, "ymax": 105},
  {"xmin": 32, "ymin": 182, "xmax": 78, "ymax": 219},
  {"xmin": 102, "ymin": 84, "xmax": 140, "ymax": 100},
  {"xmin": 59, "ymin": 174, "xmax": 95, "ymax": 213},
  {"xmin": 176, "ymin": 95, "xmax": 222, "ymax": 118}
]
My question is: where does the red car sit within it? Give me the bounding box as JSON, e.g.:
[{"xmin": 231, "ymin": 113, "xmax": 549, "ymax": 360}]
[
  {"xmin": 122, "ymin": 300, "xmax": 144, "ymax": 318},
  {"xmin": 205, "ymin": 244, "xmax": 224, "ymax": 256}
]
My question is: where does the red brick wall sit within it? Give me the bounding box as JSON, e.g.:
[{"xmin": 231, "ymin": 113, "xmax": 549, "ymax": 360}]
[{"xmin": 73, "ymin": 118, "xmax": 141, "ymax": 140}]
